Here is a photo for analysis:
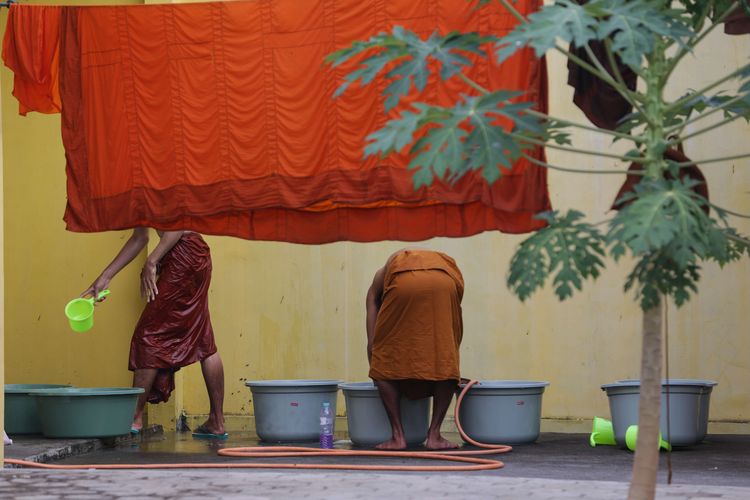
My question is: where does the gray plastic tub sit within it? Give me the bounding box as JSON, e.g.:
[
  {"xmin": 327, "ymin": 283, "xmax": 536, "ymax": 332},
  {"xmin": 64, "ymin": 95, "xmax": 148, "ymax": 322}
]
[
  {"xmin": 4, "ymin": 384, "xmax": 72, "ymax": 434},
  {"xmin": 457, "ymin": 380, "xmax": 550, "ymax": 445},
  {"xmin": 617, "ymin": 379, "xmax": 717, "ymax": 441},
  {"xmin": 246, "ymin": 379, "xmax": 341, "ymax": 442},
  {"xmin": 340, "ymin": 382, "xmax": 430, "ymax": 446},
  {"xmin": 34, "ymin": 387, "xmax": 143, "ymax": 438},
  {"xmin": 602, "ymin": 379, "xmax": 717, "ymax": 447}
]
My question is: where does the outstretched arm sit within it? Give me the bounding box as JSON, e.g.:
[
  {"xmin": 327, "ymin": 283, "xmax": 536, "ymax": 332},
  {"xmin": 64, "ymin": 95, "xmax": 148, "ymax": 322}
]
[
  {"xmin": 365, "ymin": 266, "xmax": 386, "ymax": 363},
  {"xmin": 140, "ymin": 230, "xmax": 185, "ymax": 302},
  {"xmin": 82, "ymin": 227, "xmax": 150, "ymax": 299}
]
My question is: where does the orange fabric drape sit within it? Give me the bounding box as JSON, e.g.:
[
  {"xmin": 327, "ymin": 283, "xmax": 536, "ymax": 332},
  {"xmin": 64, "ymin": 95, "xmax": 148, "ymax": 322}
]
[
  {"xmin": 2, "ymin": 4, "xmax": 61, "ymax": 115},
  {"xmin": 3, "ymin": 0, "xmax": 550, "ymax": 244}
]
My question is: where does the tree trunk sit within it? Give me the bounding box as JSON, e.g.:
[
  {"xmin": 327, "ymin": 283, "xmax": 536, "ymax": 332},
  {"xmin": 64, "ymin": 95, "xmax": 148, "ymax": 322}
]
[{"xmin": 627, "ymin": 303, "xmax": 663, "ymax": 500}]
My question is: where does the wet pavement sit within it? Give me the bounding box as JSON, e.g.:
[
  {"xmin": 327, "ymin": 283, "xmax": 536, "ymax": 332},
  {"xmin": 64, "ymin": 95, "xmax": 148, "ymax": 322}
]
[
  {"xmin": 45, "ymin": 431, "xmax": 750, "ymax": 486},
  {"xmin": 3, "ymin": 431, "xmax": 750, "ymax": 498}
]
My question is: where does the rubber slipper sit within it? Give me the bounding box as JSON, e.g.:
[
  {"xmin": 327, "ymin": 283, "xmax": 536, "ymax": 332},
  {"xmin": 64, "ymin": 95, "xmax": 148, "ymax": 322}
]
[
  {"xmin": 192, "ymin": 424, "xmax": 229, "ymax": 440},
  {"xmin": 130, "ymin": 426, "xmax": 141, "ymax": 435}
]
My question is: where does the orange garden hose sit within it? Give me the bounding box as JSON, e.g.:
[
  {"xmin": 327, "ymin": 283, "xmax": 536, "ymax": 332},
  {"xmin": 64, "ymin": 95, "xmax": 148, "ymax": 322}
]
[{"xmin": 4, "ymin": 380, "xmax": 512, "ymax": 472}]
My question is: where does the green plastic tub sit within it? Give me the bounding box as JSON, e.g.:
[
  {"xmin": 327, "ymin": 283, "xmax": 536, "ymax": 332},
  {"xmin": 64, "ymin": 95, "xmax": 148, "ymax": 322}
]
[
  {"xmin": 5, "ymin": 384, "xmax": 72, "ymax": 434},
  {"xmin": 34, "ymin": 387, "xmax": 144, "ymax": 438}
]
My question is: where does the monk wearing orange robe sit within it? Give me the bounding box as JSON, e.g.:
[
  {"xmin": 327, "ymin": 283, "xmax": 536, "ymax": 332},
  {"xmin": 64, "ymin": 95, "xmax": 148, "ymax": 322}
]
[{"xmin": 366, "ymin": 248, "xmax": 464, "ymax": 450}]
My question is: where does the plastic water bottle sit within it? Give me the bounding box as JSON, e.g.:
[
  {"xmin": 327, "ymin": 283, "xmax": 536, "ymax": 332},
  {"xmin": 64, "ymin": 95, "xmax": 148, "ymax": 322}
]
[{"xmin": 319, "ymin": 401, "xmax": 334, "ymax": 449}]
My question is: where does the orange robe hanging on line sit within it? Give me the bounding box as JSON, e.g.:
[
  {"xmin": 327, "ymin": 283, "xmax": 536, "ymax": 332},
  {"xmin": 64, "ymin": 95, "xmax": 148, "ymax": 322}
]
[
  {"xmin": 3, "ymin": 0, "xmax": 551, "ymax": 243},
  {"xmin": 369, "ymin": 250, "xmax": 464, "ymax": 383}
]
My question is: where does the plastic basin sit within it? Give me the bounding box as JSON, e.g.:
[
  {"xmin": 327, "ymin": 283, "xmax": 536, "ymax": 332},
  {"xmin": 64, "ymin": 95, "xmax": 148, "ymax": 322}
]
[
  {"xmin": 457, "ymin": 380, "xmax": 550, "ymax": 445},
  {"xmin": 602, "ymin": 379, "xmax": 717, "ymax": 447},
  {"xmin": 616, "ymin": 379, "xmax": 717, "ymax": 441},
  {"xmin": 4, "ymin": 384, "xmax": 72, "ymax": 434},
  {"xmin": 340, "ymin": 382, "xmax": 430, "ymax": 446},
  {"xmin": 245, "ymin": 379, "xmax": 341, "ymax": 442},
  {"xmin": 34, "ymin": 387, "xmax": 144, "ymax": 438}
]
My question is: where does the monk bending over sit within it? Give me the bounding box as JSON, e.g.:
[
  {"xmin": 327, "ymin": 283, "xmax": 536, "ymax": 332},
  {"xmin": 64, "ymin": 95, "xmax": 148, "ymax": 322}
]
[
  {"xmin": 83, "ymin": 228, "xmax": 226, "ymax": 439},
  {"xmin": 366, "ymin": 248, "xmax": 464, "ymax": 450}
]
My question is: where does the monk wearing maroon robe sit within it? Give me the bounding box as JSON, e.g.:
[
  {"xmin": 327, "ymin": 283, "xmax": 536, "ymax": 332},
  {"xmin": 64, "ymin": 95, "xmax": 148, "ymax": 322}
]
[
  {"xmin": 83, "ymin": 228, "xmax": 226, "ymax": 438},
  {"xmin": 366, "ymin": 248, "xmax": 464, "ymax": 450}
]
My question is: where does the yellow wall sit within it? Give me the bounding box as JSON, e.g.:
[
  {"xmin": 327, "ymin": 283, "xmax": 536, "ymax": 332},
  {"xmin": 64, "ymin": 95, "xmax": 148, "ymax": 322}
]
[
  {"xmin": 1, "ymin": 1, "xmax": 146, "ymax": 390},
  {"xmin": 2, "ymin": 3, "xmax": 748, "ymax": 436}
]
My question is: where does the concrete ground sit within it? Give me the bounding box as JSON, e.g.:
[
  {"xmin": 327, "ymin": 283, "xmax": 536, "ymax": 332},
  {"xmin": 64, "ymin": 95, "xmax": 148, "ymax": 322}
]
[{"xmin": 3, "ymin": 430, "xmax": 750, "ymax": 499}]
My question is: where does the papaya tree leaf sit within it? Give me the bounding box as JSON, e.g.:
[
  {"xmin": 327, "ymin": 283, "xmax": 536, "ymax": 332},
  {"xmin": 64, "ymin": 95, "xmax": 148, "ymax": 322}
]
[
  {"xmin": 364, "ymin": 90, "xmax": 549, "ymax": 186},
  {"xmin": 598, "ymin": 0, "xmax": 693, "ymax": 67},
  {"xmin": 495, "ymin": 0, "xmax": 599, "ymax": 63},
  {"xmin": 328, "ymin": 28, "xmax": 489, "ymax": 112},
  {"xmin": 507, "ymin": 210, "xmax": 606, "ymax": 302},
  {"xmin": 624, "ymin": 251, "xmax": 700, "ymax": 309},
  {"xmin": 606, "ymin": 178, "xmax": 713, "ymax": 268},
  {"xmin": 363, "ymin": 106, "xmax": 432, "ymax": 158},
  {"xmin": 407, "ymin": 115, "xmax": 468, "ymax": 188}
]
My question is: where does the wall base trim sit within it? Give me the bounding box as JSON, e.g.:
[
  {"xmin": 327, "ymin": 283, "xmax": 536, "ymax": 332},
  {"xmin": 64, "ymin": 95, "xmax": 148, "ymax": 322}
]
[{"xmin": 153, "ymin": 413, "xmax": 749, "ymax": 436}]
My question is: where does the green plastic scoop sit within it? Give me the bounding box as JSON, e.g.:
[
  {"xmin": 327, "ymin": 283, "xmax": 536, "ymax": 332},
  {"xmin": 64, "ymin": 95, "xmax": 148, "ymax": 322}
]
[{"xmin": 65, "ymin": 289, "xmax": 110, "ymax": 333}]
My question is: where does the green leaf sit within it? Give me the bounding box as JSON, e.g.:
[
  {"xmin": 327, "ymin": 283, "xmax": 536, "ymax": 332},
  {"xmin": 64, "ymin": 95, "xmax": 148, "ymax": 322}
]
[
  {"xmin": 607, "ymin": 178, "xmax": 713, "ymax": 268},
  {"xmin": 507, "ymin": 210, "xmax": 607, "ymax": 302},
  {"xmin": 675, "ymin": 0, "xmax": 712, "ymax": 30},
  {"xmin": 672, "ymin": 91, "xmax": 750, "ymax": 127},
  {"xmin": 363, "ymin": 90, "xmax": 548, "ymax": 187},
  {"xmin": 382, "ymin": 73, "xmax": 415, "ymax": 112},
  {"xmin": 541, "ymin": 119, "xmax": 574, "ymax": 146},
  {"xmin": 608, "ymin": 177, "xmax": 749, "ymax": 309},
  {"xmin": 624, "ymin": 251, "xmax": 701, "ymax": 309},
  {"xmin": 332, "ymin": 51, "xmax": 399, "ymax": 99},
  {"xmin": 459, "ymin": 93, "xmax": 539, "ymax": 182},
  {"xmin": 606, "ymin": 170, "xmax": 750, "ymax": 310},
  {"xmin": 363, "ymin": 106, "xmax": 431, "ymax": 158},
  {"xmin": 495, "ymin": 0, "xmax": 691, "ymax": 67},
  {"xmin": 328, "ymin": 28, "xmax": 488, "ymax": 112},
  {"xmin": 437, "ymin": 32, "xmax": 491, "ymax": 80},
  {"xmin": 495, "ymin": 0, "xmax": 599, "ymax": 63},
  {"xmin": 713, "ymin": 228, "xmax": 750, "ymax": 265},
  {"xmin": 407, "ymin": 116, "xmax": 468, "ymax": 187},
  {"xmin": 676, "ymin": 0, "xmax": 739, "ymax": 28},
  {"xmin": 411, "ymin": 164, "xmax": 436, "ymax": 189},
  {"xmin": 597, "ymin": 0, "xmax": 692, "ymax": 67}
]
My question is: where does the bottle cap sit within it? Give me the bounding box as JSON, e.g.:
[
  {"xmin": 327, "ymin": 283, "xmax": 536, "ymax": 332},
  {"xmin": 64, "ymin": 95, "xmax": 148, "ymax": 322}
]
[{"xmin": 322, "ymin": 402, "xmax": 330, "ymax": 407}]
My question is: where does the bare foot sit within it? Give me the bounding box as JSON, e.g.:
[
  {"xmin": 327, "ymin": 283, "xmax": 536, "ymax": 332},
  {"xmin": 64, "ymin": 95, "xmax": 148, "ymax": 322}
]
[
  {"xmin": 198, "ymin": 419, "xmax": 225, "ymax": 435},
  {"xmin": 425, "ymin": 435, "xmax": 458, "ymax": 450},
  {"xmin": 131, "ymin": 414, "xmax": 143, "ymax": 431},
  {"xmin": 375, "ymin": 437, "xmax": 407, "ymax": 450}
]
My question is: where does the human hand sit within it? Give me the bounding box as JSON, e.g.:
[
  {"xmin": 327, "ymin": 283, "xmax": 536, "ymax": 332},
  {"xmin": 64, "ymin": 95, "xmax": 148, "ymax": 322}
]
[
  {"xmin": 140, "ymin": 260, "xmax": 158, "ymax": 302},
  {"xmin": 81, "ymin": 276, "xmax": 111, "ymax": 304}
]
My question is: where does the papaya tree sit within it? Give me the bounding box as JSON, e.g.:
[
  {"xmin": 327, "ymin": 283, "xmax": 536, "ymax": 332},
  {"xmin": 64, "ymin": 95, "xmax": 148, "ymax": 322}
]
[{"xmin": 327, "ymin": 1, "xmax": 750, "ymax": 499}]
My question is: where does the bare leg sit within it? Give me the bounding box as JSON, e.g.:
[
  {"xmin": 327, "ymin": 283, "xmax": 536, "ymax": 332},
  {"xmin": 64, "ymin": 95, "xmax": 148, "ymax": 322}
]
[
  {"xmin": 425, "ymin": 380, "xmax": 459, "ymax": 450},
  {"xmin": 374, "ymin": 379, "xmax": 407, "ymax": 450},
  {"xmin": 131, "ymin": 368, "xmax": 158, "ymax": 430},
  {"xmin": 199, "ymin": 352, "xmax": 225, "ymax": 434}
]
